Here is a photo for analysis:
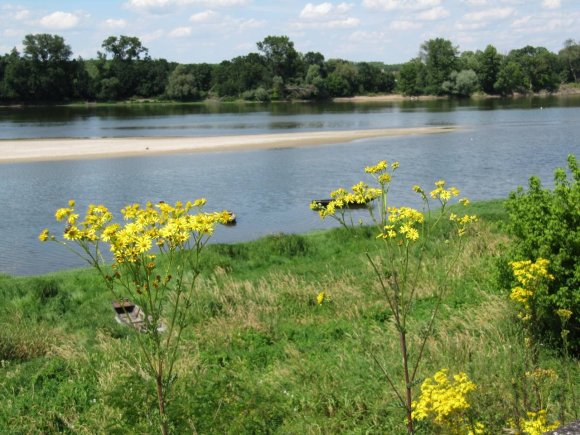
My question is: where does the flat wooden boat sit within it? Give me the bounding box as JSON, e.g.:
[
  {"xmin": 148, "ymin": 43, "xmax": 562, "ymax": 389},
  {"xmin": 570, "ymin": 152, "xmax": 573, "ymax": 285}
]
[{"xmin": 112, "ymin": 300, "xmax": 166, "ymax": 333}]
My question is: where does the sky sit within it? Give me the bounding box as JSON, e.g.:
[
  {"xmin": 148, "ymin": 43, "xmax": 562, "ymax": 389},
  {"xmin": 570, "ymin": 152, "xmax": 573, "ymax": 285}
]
[{"xmin": 1, "ymin": 0, "xmax": 578, "ymax": 64}]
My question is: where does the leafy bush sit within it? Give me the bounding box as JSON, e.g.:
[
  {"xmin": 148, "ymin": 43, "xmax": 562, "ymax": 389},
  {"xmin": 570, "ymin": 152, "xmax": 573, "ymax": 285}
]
[{"xmin": 504, "ymin": 154, "xmax": 579, "ymax": 352}]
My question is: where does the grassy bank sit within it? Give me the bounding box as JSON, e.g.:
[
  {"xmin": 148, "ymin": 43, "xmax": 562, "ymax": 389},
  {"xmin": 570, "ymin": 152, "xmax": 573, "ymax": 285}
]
[{"xmin": 0, "ymin": 200, "xmax": 577, "ymax": 433}]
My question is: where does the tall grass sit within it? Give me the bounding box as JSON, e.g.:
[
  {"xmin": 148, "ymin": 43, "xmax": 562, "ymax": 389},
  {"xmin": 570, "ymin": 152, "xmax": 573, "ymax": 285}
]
[{"xmin": 0, "ymin": 201, "xmax": 577, "ymax": 433}]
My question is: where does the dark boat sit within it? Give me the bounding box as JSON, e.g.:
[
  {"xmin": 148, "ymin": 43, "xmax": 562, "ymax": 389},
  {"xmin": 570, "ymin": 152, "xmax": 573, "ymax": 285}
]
[{"xmin": 311, "ymin": 199, "xmax": 372, "ymax": 210}]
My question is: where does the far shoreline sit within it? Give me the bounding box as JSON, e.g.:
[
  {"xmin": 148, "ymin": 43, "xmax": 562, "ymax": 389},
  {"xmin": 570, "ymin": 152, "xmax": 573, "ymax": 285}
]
[{"xmin": 0, "ymin": 127, "xmax": 456, "ymax": 164}]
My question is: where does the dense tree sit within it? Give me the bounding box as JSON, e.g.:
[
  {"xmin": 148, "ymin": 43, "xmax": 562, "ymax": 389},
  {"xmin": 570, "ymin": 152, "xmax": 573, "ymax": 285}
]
[
  {"xmin": 0, "ymin": 32, "xmax": 574, "ymax": 103},
  {"xmin": 507, "ymin": 46, "xmax": 561, "ymax": 92},
  {"xmin": 559, "ymin": 39, "xmax": 580, "ymax": 83},
  {"xmin": 477, "ymin": 45, "xmax": 502, "ymax": 94},
  {"xmin": 256, "ymin": 35, "xmax": 301, "ymax": 83},
  {"xmin": 442, "ymin": 69, "xmax": 478, "ymax": 97},
  {"xmin": 495, "ymin": 61, "xmax": 527, "ymax": 95},
  {"xmin": 357, "ymin": 62, "xmax": 395, "ymax": 94},
  {"xmin": 97, "ymin": 35, "xmax": 152, "ymax": 100},
  {"xmin": 23, "ymin": 34, "xmax": 72, "ymax": 63},
  {"xmin": 165, "ymin": 65, "xmax": 201, "ymax": 101},
  {"xmin": 100, "ymin": 35, "xmax": 148, "ymax": 62},
  {"xmin": 397, "ymin": 59, "xmax": 426, "ymax": 96},
  {"xmin": 420, "ymin": 38, "xmax": 459, "ymax": 95}
]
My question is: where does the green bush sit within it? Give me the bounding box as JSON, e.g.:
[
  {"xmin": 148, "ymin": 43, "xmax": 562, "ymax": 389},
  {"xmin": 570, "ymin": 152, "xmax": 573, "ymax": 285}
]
[{"xmin": 504, "ymin": 154, "xmax": 579, "ymax": 352}]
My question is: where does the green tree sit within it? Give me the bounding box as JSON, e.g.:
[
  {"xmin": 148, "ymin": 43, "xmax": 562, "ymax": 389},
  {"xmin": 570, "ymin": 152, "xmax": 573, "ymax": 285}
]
[
  {"xmin": 559, "ymin": 39, "xmax": 580, "ymax": 83},
  {"xmin": 165, "ymin": 65, "xmax": 201, "ymax": 101},
  {"xmin": 357, "ymin": 62, "xmax": 386, "ymax": 93},
  {"xmin": 476, "ymin": 44, "xmax": 502, "ymax": 94},
  {"xmin": 442, "ymin": 69, "xmax": 478, "ymax": 97},
  {"xmin": 420, "ymin": 38, "xmax": 459, "ymax": 95},
  {"xmin": 494, "ymin": 60, "xmax": 527, "ymax": 95},
  {"xmin": 257, "ymin": 35, "xmax": 301, "ymax": 83},
  {"xmin": 17, "ymin": 34, "xmax": 81, "ymax": 101},
  {"xmin": 100, "ymin": 35, "xmax": 148, "ymax": 61},
  {"xmin": 397, "ymin": 59, "xmax": 426, "ymax": 96},
  {"xmin": 507, "ymin": 46, "xmax": 561, "ymax": 92},
  {"xmin": 96, "ymin": 35, "xmax": 150, "ymax": 100}
]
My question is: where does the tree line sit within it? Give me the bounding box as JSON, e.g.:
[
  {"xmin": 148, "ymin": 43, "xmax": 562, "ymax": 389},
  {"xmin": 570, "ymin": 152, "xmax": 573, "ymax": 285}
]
[{"xmin": 0, "ymin": 33, "xmax": 579, "ymax": 103}]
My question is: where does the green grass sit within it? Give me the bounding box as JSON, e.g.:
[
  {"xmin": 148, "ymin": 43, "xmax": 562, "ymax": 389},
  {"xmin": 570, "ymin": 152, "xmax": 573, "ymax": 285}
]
[{"xmin": 0, "ymin": 200, "xmax": 577, "ymax": 433}]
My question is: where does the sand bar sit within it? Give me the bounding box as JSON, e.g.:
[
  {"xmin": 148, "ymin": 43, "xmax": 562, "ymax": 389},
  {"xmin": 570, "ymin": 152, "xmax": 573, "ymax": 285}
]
[{"xmin": 0, "ymin": 126, "xmax": 456, "ymax": 164}]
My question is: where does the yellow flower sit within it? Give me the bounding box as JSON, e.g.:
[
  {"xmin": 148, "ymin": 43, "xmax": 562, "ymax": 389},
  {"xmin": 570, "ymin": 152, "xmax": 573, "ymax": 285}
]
[
  {"xmin": 556, "ymin": 308, "xmax": 572, "ymax": 321},
  {"xmin": 38, "ymin": 229, "xmax": 50, "ymax": 242},
  {"xmin": 412, "ymin": 369, "xmax": 477, "ymax": 433},
  {"xmin": 509, "ymin": 410, "xmax": 559, "ymax": 435},
  {"xmin": 316, "ymin": 291, "xmax": 326, "ymax": 305},
  {"xmin": 364, "ymin": 160, "xmax": 387, "ymax": 174}
]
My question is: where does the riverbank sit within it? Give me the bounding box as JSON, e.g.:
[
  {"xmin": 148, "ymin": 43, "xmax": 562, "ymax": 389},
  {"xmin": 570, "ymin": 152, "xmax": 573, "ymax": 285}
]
[
  {"xmin": 0, "ymin": 199, "xmax": 576, "ymax": 433},
  {"xmin": 0, "ymin": 126, "xmax": 455, "ymax": 163}
]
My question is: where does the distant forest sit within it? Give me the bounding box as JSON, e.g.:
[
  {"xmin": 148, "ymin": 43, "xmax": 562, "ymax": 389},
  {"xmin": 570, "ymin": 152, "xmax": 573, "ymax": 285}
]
[{"xmin": 0, "ymin": 33, "xmax": 579, "ymax": 103}]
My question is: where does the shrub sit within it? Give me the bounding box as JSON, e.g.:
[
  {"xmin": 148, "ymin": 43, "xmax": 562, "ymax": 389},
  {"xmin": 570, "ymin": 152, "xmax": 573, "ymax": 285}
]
[{"xmin": 504, "ymin": 155, "xmax": 579, "ymax": 352}]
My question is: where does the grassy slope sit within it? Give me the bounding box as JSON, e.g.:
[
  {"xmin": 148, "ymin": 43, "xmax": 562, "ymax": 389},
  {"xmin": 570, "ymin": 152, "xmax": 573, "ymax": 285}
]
[{"xmin": 0, "ymin": 200, "xmax": 576, "ymax": 433}]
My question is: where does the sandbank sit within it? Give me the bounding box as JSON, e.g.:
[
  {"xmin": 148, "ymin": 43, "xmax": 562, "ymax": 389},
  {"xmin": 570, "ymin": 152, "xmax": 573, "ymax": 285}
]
[{"xmin": 0, "ymin": 126, "xmax": 456, "ymax": 164}]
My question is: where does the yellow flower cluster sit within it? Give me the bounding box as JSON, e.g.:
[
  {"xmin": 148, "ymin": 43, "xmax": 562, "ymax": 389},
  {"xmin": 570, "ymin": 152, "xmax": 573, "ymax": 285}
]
[
  {"xmin": 40, "ymin": 199, "xmax": 234, "ymax": 265},
  {"xmin": 525, "ymin": 368, "xmax": 558, "ymax": 381},
  {"xmin": 509, "ymin": 258, "xmax": 554, "ymax": 322},
  {"xmin": 316, "ymin": 291, "xmax": 326, "ymax": 305},
  {"xmin": 377, "ymin": 206, "xmax": 424, "ymax": 242},
  {"xmin": 412, "ymin": 369, "xmax": 483, "ymax": 434},
  {"xmin": 555, "ymin": 308, "xmax": 573, "ymax": 321},
  {"xmin": 364, "ymin": 159, "xmax": 399, "ymax": 176},
  {"xmin": 511, "ymin": 259, "xmax": 554, "ymax": 287},
  {"xmin": 310, "ymin": 182, "xmax": 381, "ymax": 219},
  {"xmin": 430, "ymin": 180, "xmax": 460, "ymax": 203},
  {"xmin": 509, "ymin": 410, "xmax": 559, "ymax": 435}
]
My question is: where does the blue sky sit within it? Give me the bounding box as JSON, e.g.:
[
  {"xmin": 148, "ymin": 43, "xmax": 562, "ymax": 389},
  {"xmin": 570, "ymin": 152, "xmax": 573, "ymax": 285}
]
[{"xmin": 1, "ymin": 1, "xmax": 578, "ymax": 64}]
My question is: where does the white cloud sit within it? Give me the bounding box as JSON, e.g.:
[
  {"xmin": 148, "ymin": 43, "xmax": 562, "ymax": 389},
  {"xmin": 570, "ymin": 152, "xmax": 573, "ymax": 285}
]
[
  {"xmin": 169, "ymin": 26, "xmax": 192, "ymax": 37},
  {"xmin": 348, "ymin": 30, "xmax": 389, "ymax": 44},
  {"xmin": 105, "ymin": 18, "xmax": 128, "ymax": 28},
  {"xmin": 542, "ymin": 0, "xmax": 560, "ymax": 9},
  {"xmin": 39, "ymin": 11, "xmax": 81, "ymax": 29},
  {"xmin": 418, "ymin": 6, "xmax": 449, "ymax": 20},
  {"xmin": 140, "ymin": 29, "xmax": 164, "ymax": 42},
  {"xmin": 325, "ymin": 17, "xmax": 360, "ymax": 28},
  {"xmin": 389, "ymin": 20, "xmax": 422, "ymax": 30},
  {"xmin": 300, "ymin": 2, "xmax": 354, "ymax": 19},
  {"xmin": 511, "ymin": 15, "xmax": 531, "ymax": 28},
  {"xmin": 125, "ymin": 0, "xmax": 171, "ymax": 11},
  {"xmin": 363, "ymin": 0, "xmax": 440, "ymax": 11},
  {"xmin": 300, "ymin": 2, "xmax": 333, "ymax": 19},
  {"xmin": 238, "ymin": 18, "xmax": 265, "ymax": 30},
  {"xmin": 461, "ymin": 0, "xmax": 487, "ymax": 5},
  {"xmin": 125, "ymin": 0, "xmax": 248, "ymax": 12},
  {"xmin": 455, "ymin": 21, "xmax": 486, "ymax": 30},
  {"xmin": 14, "ymin": 9, "xmax": 29, "ymax": 20},
  {"xmin": 464, "ymin": 7, "xmax": 514, "ymax": 21},
  {"xmin": 190, "ymin": 10, "xmax": 217, "ymax": 22}
]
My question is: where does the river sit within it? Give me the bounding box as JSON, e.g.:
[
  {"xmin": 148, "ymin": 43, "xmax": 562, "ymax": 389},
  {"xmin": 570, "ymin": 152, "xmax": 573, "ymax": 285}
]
[{"xmin": 1, "ymin": 96, "xmax": 579, "ymax": 276}]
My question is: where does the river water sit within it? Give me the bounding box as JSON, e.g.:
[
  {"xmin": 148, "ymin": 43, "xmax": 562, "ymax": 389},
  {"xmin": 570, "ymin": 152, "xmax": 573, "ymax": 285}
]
[{"xmin": 1, "ymin": 97, "xmax": 579, "ymax": 276}]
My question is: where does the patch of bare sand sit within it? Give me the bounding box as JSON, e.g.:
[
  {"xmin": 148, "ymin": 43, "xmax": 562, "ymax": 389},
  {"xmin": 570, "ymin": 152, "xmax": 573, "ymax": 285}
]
[{"xmin": 0, "ymin": 126, "xmax": 456, "ymax": 164}]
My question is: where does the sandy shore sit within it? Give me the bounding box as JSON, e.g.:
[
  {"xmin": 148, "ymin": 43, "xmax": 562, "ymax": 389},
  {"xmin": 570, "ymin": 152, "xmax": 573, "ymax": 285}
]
[{"xmin": 0, "ymin": 127, "xmax": 456, "ymax": 164}]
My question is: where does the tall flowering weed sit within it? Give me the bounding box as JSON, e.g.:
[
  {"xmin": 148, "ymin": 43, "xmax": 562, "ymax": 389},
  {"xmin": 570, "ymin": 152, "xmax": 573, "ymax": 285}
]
[
  {"xmin": 40, "ymin": 198, "xmax": 233, "ymax": 435},
  {"xmin": 312, "ymin": 160, "xmax": 478, "ymax": 433}
]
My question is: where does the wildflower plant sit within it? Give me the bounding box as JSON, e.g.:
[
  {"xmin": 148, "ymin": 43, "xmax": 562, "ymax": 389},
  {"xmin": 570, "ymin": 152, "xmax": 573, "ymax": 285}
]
[
  {"xmin": 312, "ymin": 161, "xmax": 477, "ymax": 433},
  {"xmin": 412, "ymin": 369, "xmax": 484, "ymax": 434},
  {"xmin": 40, "ymin": 199, "xmax": 233, "ymax": 435}
]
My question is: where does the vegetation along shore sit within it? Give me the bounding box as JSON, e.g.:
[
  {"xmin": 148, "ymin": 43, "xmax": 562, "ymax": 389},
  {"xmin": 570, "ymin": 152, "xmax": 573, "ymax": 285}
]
[
  {"xmin": 1, "ymin": 33, "xmax": 579, "ymax": 105},
  {"xmin": 1, "ymin": 155, "xmax": 578, "ymax": 433}
]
